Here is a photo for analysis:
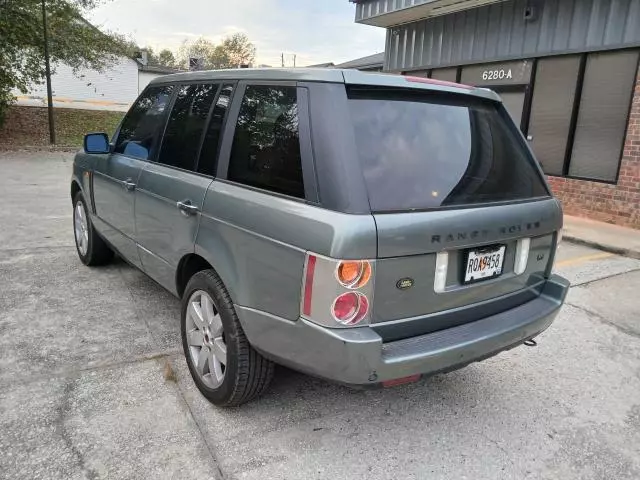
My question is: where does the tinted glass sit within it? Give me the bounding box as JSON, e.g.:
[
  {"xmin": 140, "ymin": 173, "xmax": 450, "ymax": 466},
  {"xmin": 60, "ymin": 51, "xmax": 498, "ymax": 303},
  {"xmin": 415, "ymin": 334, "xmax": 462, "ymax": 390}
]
[
  {"xmin": 198, "ymin": 83, "xmax": 234, "ymax": 176},
  {"xmin": 115, "ymin": 86, "xmax": 174, "ymax": 160},
  {"xmin": 158, "ymin": 83, "xmax": 218, "ymax": 170},
  {"xmin": 228, "ymin": 85, "xmax": 304, "ymax": 198},
  {"xmin": 348, "ymin": 88, "xmax": 548, "ymax": 211}
]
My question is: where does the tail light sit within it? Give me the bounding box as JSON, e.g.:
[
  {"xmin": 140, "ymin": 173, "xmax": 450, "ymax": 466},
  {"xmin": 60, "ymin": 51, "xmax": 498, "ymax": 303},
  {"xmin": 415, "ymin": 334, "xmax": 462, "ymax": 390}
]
[{"xmin": 301, "ymin": 254, "xmax": 374, "ymax": 328}]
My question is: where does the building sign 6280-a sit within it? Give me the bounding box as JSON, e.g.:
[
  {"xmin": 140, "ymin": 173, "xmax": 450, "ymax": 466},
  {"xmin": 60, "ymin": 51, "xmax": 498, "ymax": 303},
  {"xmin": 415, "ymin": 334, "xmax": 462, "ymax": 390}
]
[
  {"xmin": 482, "ymin": 69, "xmax": 514, "ymax": 81},
  {"xmin": 462, "ymin": 60, "xmax": 533, "ymax": 86}
]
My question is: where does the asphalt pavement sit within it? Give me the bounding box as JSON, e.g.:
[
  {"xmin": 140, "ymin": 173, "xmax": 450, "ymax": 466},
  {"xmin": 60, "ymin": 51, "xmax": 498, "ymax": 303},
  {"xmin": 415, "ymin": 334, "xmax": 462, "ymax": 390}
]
[{"xmin": 1, "ymin": 150, "xmax": 639, "ymax": 480}]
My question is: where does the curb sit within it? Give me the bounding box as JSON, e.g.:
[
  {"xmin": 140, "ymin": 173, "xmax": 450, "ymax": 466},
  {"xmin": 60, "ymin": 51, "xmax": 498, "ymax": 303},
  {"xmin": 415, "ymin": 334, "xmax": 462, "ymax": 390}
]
[{"xmin": 564, "ymin": 235, "xmax": 640, "ymax": 261}]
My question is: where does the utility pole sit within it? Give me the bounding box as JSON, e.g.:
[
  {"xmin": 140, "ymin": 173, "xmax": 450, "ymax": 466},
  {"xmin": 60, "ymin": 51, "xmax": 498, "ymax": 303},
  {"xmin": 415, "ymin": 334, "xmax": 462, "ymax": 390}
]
[
  {"xmin": 41, "ymin": 0, "xmax": 55, "ymax": 144},
  {"xmin": 293, "ymin": 54, "xmax": 296, "ymax": 68},
  {"xmin": 281, "ymin": 53, "xmax": 284, "ymax": 68}
]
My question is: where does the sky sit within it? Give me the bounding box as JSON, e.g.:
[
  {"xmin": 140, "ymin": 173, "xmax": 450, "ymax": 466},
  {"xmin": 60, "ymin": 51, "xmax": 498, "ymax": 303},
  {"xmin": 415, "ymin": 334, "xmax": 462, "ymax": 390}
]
[{"xmin": 88, "ymin": 0, "xmax": 386, "ymax": 67}]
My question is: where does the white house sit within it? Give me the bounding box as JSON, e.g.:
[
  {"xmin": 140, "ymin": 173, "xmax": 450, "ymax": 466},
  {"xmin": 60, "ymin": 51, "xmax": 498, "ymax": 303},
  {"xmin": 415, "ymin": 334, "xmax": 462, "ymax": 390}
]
[{"xmin": 15, "ymin": 55, "xmax": 179, "ymax": 112}]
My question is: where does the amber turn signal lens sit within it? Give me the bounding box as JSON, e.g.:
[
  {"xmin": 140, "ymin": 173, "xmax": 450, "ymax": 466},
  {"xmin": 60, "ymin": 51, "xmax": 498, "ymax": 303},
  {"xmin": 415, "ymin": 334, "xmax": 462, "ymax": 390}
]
[
  {"xmin": 336, "ymin": 261, "xmax": 372, "ymax": 289},
  {"xmin": 357, "ymin": 262, "xmax": 372, "ymax": 288},
  {"xmin": 337, "ymin": 262, "xmax": 360, "ymax": 285}
]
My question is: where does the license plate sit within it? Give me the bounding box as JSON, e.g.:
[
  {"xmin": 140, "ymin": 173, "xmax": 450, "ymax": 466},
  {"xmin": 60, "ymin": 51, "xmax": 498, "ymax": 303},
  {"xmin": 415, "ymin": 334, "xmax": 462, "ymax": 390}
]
[{"xmin": 464, "ymin": 246, "xmax": 506, "ymax": 283}]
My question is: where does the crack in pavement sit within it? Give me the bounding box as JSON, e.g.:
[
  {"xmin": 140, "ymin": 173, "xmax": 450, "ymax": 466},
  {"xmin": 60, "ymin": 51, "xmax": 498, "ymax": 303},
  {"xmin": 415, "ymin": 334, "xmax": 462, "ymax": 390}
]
[
  {"xmin": 566, "ymin": 301, "xmax": 640, "ymax": 340},
  {"xmin": 114, "ymin": 265, "xmax": 228, "ymax": 479},
  {"xmin": 170, "ymin": 363, "xmax": 228, "ymax": 480},
  {"xmin": 54, "ymin": 377, "xmax": 100, "ymax": 480},
  {"xmin": 569, "ymin": 267, "xmax": 640, "ymax": 288},
  {"xmin": 0, "ymin": 350, "xmax": 181, "ymax": 389}
]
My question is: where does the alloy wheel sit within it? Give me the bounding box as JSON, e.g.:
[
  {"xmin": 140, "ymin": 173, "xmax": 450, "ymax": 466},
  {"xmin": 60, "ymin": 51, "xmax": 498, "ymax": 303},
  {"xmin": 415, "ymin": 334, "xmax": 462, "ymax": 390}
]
[
  {"xmin": 74, "ymin": 201, "xmax": 89, "ymax": 256},
  {"xmin": 185, "ymin": 290, "xmax": 227, "ymax": 388}
]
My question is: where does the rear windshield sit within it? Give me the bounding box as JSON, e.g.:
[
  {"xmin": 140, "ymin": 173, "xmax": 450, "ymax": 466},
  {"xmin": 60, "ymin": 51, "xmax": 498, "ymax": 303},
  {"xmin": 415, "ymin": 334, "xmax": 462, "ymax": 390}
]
[{"xmin": 348, "ymin": 88, "xmax": 549, "ymax": 212}]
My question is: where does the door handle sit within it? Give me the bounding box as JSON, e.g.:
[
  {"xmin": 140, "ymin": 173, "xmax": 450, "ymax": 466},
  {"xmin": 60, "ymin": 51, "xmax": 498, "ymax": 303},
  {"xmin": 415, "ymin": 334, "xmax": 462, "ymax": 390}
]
[
  {"xmin": 123, "ymin": 179, "xmax": 136, "ymax": 191},
  {"xmin": 177, "ymin": 200, "xmax": 199, "ymax": 216}
]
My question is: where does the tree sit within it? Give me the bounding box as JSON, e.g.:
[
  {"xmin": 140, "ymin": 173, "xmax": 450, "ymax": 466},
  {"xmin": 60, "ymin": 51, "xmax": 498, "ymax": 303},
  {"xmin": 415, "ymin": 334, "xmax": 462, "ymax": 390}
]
[
  {"xmin": 221, "ymin": 33, "xmax": 256, "ymax": 67},
  {"xmin": 157, "ymin": 49, "xmax": 176, "ymax": 69},
  {"xmin": 0, "ymin": 0, "xmax": 127, "ymax": 125},
  {"xmin": 177, "ymin": 37, "xmax": 215, "ymax": 70},
  {"xmin": 176, "ymin": 33, "xmax": 256, "ymax": 70}
]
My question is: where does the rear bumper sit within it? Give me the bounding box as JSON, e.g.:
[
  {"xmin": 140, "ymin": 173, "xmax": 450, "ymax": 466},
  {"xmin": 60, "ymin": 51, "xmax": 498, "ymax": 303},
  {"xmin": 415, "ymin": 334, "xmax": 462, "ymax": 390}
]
[{"xmin": 237, "ymin": 274, "xmax": 570, "ymax": 386}]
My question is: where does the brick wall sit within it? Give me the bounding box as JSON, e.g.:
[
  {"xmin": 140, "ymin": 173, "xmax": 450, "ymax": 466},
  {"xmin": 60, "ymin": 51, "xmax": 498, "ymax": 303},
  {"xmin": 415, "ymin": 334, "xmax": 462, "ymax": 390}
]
[{"xmin": 547, "ymin": 67, "xmax": 640, "ymax": 229}]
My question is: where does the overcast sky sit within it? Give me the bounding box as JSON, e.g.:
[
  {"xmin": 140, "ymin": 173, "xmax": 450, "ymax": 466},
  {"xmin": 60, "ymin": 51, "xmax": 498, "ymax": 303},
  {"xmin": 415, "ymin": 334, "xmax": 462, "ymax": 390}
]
[{"xmin": 88, "ymin": 0, "xmax": 386, "ymax": 67}]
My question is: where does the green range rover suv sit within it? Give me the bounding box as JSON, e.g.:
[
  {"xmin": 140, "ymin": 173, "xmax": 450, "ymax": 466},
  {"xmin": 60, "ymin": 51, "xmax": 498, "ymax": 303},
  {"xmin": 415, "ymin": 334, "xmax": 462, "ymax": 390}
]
[{"xmin": 71, "ymin": 68, "xmax": 569, "ymax": 406}]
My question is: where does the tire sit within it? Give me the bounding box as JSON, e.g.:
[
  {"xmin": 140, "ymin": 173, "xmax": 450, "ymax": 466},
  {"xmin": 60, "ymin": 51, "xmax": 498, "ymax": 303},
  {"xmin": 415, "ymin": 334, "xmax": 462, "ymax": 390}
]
[
  {"xmin": 73, "ymin": 191, "xmax": 113, "ymax": 266},
  {"xmin": 181, "ymin": 269, "xmax": 274, "ymax": 407}
]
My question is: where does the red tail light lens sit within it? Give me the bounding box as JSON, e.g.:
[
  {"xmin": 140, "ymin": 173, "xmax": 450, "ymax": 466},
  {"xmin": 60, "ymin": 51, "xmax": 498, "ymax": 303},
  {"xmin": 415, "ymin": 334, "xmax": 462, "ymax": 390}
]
[
  {"xmin": 332, "ymin": 292, "xmax": 369, "ymax": 326},
  {"xmin": 333, "ymin": 292, "xmax": 359, "ymax": 321}
]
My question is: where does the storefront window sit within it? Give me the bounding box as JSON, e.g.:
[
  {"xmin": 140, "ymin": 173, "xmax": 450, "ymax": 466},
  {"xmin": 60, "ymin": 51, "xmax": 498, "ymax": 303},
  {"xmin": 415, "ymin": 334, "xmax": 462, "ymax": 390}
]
[
  {"xmin": 569, "ymin": 50, "xmax": 639, "ymax": 182},
  {"xmin": 528, "ymin": 55, "xmax": 581, "ymax": 176}
]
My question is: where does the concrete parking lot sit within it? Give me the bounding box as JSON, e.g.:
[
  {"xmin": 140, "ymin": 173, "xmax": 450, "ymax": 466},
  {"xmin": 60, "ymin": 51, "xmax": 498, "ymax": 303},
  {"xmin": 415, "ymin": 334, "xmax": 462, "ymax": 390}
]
[{"xmin": 1, "ymin": 150, "xmax": 639, "ymax": 480}]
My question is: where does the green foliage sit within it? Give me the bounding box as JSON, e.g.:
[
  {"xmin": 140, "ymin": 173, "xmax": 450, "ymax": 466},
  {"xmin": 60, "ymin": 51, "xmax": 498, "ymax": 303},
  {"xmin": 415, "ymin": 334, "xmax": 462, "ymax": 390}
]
[
  {"xmin": 0, "ymin": 0, "xmax": 127, "ymax": 126},
  {"xmin": 157, "ymin": 49, "xmax": 176, "ymax": 68},
  {"xmin": 176, "ymin": 33, "xmax": 256, "ymax": 70},
  {"xmin": 221, "ymin": 33, "xmax": 256, "ymax": 67}
]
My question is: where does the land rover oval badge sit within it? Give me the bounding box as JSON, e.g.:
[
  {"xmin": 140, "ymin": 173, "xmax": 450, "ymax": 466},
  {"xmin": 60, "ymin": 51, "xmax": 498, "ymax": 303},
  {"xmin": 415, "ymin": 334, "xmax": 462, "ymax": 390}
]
[{"xmin": 396, "ymin": 278, "xmax": 414, "ymax": 290}]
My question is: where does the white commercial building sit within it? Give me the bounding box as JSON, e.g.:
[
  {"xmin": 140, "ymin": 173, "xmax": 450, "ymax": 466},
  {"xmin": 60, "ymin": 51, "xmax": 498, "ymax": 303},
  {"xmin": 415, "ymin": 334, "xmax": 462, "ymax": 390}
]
[{"xmin": 15, "ymin": 57, "xmax": 179, "ymax": 112}]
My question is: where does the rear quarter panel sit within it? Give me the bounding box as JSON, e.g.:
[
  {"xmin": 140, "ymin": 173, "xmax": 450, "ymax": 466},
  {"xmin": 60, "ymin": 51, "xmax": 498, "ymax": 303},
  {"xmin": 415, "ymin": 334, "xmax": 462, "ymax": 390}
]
[{"xmin": 196, "ymin": 181, "xmax": 377, "ymax": 321}]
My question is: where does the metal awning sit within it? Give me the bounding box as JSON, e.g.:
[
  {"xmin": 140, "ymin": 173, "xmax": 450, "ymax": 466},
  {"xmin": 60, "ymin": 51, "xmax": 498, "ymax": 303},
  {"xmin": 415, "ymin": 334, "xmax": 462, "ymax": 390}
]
[{"xmin": 353, "ymin": 0, "xmax": 508, "ymax": 28}]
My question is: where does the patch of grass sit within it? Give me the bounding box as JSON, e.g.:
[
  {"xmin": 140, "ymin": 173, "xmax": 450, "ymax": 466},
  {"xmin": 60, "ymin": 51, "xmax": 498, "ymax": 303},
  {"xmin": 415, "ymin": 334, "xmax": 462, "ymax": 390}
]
[
  {"xmin": 55, "ymin": 109, "xmax": 124, "ymax": 147},
  {"xmin": 0, "ymin": 106, "xmax": 125, "ymax": 148}
]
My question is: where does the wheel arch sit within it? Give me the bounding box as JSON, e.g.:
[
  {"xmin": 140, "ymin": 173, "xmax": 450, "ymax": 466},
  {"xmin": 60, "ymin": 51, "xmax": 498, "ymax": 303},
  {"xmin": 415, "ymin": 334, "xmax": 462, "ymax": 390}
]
[
  {"xmin": 71, "ymin": 179, "xmax": 82, "ymax": 205},
  {"xmin": 175, "ymin": 251, "xmax": 240, "ymax": 304}
]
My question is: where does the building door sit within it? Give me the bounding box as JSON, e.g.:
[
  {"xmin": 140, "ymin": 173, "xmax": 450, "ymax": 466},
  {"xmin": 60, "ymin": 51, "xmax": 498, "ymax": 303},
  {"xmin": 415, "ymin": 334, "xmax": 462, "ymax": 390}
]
[{"xmin": 494, "ymin": 88, "xmax": 526, "ymax": 127}]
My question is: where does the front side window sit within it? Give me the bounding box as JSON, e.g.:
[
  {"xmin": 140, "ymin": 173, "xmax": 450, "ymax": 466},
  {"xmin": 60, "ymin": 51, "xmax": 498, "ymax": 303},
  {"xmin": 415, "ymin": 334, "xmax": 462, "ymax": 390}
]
[
  {"xmin": 227, "ymin": 85, "xmax": 304, "ymax": 198},
  {"xmin": 348, "ymin": 88, "xmax": 549, "ymax": 211},
  {"xmin": 157, "ymin": 83, "xmax": 219, "ymax": 171},
  {"xmin": 114, "ymin": 85, "xmax": 174, "ymax": 160}
]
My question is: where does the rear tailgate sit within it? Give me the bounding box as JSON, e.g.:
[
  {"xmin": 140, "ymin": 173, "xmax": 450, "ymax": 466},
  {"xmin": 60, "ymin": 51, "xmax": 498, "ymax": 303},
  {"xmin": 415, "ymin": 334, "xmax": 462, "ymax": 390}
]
[
  {"xmin": 372, "ymin": 199, "xmax": 561, "ymax": 325},
  {"xmin": 346, "ymin": 84, "xmax": 561, "ymax": 338}
]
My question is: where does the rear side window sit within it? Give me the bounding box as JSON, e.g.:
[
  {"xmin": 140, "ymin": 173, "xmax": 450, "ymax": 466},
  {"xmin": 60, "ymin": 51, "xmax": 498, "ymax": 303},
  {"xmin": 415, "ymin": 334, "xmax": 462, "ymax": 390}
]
[
  {"xmin": 227, "ymin": 85, "xmax": 304, "ymax": 199},
  {"xmin": 198, "ymin": 83, "xmax": 234, "ymax": 176},
  {"xmin": 115, "ymin": 85, "xmax": 174, "ymax": 160},
  {"xmin": 157, "ymin": 83, "xmax": 218, "ymax": 171},
  {"xmin": 348, "ymin": 88, "xmax": 549, "ymax": 211}
]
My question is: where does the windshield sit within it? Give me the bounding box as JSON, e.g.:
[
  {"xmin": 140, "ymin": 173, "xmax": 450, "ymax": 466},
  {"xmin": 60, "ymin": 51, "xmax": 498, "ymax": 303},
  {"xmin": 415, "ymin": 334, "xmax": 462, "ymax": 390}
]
[{"xmin": 348, "ymin": 88, "xmax": 549, "ymax": 212}]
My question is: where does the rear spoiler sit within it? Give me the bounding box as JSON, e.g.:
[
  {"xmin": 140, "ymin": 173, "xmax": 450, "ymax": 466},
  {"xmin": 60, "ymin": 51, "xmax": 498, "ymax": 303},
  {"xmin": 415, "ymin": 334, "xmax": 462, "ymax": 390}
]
[{"xmin": 341, "ymin": 69, "xmax": 501, "ymax": 103}]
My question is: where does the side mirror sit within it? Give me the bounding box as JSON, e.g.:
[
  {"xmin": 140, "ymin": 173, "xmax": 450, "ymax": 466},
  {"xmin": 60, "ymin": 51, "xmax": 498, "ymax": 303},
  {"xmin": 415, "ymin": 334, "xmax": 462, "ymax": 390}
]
[{"xmin": 84, "ymin": 133, "xmax": 110, "ymax": 154}]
